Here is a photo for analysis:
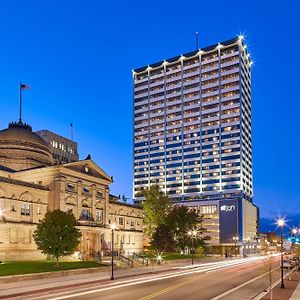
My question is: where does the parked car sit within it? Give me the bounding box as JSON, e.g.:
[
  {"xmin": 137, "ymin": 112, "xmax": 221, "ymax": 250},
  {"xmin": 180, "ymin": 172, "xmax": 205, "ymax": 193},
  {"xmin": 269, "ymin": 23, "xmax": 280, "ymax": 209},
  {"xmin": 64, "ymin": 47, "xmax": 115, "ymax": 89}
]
[
  {"xmin": 290, "ymin": 257, "xmax": 299, "ymax": 267},
  {"xmin": 281, "ymin": 259, "xmax": 292, "ymax": 268}
]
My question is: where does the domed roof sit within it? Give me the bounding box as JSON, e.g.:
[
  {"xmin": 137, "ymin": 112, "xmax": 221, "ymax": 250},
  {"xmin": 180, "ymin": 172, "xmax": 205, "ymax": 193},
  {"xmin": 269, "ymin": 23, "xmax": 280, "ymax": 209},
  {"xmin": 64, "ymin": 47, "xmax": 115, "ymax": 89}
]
[
  {"xmin": 0, "ymin": 122, "xmax": 49, "ymax": 146},
  {"xmin": 0, "ymin": 121, "xmax": 54, "ymax": 171}
]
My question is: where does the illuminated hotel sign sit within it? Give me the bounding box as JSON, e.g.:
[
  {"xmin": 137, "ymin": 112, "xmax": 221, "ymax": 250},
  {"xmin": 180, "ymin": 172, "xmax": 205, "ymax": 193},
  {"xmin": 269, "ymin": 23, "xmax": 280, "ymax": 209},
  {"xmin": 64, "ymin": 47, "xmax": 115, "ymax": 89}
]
[
  {"xmin": 219, "ymin": 200, "xmax": 238, "ymax": 243},
  {"xmin": 220, "ymin": 205, "xmax": 236, "ymax": 212}
]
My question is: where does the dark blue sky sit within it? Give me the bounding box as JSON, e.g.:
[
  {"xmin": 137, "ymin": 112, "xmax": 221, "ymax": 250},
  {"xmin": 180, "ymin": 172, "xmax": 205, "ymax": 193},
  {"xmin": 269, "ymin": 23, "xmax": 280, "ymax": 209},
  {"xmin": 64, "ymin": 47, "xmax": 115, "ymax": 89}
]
[{"xmin": 0, "ymin": 0, "xmax": 299, "ymax": 220}]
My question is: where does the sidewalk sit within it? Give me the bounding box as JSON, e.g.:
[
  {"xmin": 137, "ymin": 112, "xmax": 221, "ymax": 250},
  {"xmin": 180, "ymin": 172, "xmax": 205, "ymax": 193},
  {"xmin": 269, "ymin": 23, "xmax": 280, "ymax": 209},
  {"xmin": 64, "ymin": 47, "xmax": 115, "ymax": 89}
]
[{"xmin": 261, "ymin": 270, "xmax": 300, "ymax": 300}]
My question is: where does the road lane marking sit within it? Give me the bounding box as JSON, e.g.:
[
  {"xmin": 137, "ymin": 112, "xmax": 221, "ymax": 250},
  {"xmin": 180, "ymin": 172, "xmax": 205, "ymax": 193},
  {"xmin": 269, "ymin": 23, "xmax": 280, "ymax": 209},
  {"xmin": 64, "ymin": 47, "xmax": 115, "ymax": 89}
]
[
  {"xmin": 210, "ymin": 266, "xmax": 280, "ymax": 300},
  {"xmin": 138, "ymin": 276, "xmax": 201, "ymax": 300},
  {"xmin": 252, "ymin": 267, "xmax": 297, "ymax": 300}
]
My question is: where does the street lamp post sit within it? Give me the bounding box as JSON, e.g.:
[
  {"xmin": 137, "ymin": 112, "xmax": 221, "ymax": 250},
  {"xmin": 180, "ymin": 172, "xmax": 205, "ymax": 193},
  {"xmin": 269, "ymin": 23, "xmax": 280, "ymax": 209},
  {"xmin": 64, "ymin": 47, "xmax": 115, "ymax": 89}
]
[
  {"xmin": 278, "ymin": 219, "xmax": 285, "ymax": 289},
  {"xmin": 111, "ymin": 224, "xmax": 116, "ymax": 280},
  {"xmin": 233, "ymin": 236, "xmax": 239, "ymax": 257},
  {"xmin": 188, "ymin": 230, "xmax": 197, "ymax": 265},
  {"xmin": 247, "ymin": 237, "xmax": 250, "ymax": 255},
  {"xmin": 265, "ymin": 240, "xmax": 270, "ymax": 254},
  {"xmin": 292, "ymin": 228, "xmax": 297, "ymax": 250}
]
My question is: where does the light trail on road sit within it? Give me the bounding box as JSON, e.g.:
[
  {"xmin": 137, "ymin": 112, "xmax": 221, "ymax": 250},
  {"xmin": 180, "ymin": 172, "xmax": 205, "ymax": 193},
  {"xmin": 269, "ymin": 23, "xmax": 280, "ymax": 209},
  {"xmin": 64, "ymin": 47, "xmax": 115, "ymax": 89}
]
[{"xmin": 24, "ymin": 255, "xmax": 280, "ymax": 300}]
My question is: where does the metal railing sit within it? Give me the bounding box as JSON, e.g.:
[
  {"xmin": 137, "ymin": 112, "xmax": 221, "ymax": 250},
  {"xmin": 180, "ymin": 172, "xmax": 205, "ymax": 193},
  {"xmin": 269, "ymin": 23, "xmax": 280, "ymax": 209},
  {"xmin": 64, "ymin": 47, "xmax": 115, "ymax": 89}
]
[
  {"xmin": 132, "ymin": 252, "xmax": 149, "ymax": 266},
  {"xmin": 119, "ymin": 254, "xmax": 134, "ymax": 268}
]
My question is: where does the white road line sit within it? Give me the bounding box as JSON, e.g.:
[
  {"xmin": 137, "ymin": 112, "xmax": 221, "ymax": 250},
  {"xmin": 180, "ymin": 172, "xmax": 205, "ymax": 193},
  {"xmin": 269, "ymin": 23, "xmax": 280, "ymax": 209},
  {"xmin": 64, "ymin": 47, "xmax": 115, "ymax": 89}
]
[
  {"xmin": 252, "ymin": 268, "xmax": 297, "ymax": 300},
  {"xmin": 210, "ymin": 266, "xmax": 280, "ymax": 300}
]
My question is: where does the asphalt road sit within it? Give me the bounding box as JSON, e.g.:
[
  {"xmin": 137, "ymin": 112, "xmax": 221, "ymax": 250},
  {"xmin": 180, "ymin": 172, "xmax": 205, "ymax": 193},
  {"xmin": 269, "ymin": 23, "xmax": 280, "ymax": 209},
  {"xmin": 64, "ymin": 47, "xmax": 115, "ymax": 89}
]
[{"xmin": 24, "ymin": 255, "xmax": 283, "ymax": 300}]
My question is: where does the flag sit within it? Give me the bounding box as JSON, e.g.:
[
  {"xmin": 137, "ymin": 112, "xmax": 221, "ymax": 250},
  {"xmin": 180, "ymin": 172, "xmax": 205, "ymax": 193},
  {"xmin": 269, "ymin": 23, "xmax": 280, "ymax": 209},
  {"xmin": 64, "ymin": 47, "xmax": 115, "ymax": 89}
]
[{"xmin": 20, "ymin": 83, "xmax": 30, "ymax": 90}]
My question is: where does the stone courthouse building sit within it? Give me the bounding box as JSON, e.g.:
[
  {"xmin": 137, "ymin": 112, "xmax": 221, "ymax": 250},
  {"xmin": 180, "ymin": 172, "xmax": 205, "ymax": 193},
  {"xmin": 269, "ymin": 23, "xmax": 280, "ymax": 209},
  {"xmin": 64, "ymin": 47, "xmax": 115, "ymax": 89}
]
[{"xmin": 0, "ymin": 121, "xmax": 143, "ymax": 261}]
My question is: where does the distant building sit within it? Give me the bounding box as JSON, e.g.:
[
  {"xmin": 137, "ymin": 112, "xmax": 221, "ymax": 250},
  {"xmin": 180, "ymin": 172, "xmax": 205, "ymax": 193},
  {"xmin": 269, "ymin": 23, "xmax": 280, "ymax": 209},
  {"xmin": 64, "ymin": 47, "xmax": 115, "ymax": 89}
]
[
  {"xmin": 259, "ymin": 232, "xmax": 280, "ymax": 254},
  {"xmin": 133, "ymin": 36, "xmax": 258, "ymax": 254},
  {"xmin": 36, "ymin": 129, "xmax": 79, "ymax": 164}
]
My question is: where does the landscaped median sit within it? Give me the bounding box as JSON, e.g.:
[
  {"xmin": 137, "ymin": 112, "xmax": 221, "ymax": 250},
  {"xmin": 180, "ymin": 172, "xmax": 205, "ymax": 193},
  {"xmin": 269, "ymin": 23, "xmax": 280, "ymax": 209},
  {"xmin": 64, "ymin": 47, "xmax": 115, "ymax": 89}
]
[{"xmin": 0, "ymin": 261, "xmax": 107, "ymax": 277}]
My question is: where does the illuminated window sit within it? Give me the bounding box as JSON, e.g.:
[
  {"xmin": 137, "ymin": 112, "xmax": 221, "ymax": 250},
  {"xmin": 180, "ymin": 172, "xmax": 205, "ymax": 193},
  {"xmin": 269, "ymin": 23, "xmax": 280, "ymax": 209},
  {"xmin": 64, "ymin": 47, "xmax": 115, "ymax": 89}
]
[
  {"xmin": 96, "ymin": 209, "xmax": 103, "ymax": 223},
  {"xmin": 21, "ymin": 203, "xmax": 30, "ymax": 216},
  {"xmin": 199, "ymin": 205, "xmax": 217, "ymax": 214}
]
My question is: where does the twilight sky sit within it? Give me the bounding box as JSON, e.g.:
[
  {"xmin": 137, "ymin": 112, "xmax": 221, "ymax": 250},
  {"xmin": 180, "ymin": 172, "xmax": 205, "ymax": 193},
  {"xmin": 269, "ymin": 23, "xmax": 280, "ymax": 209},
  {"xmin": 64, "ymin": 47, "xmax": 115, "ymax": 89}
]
[{"xmin": 0, "ymin": 0, "xmax": 299, "ymax": 220}]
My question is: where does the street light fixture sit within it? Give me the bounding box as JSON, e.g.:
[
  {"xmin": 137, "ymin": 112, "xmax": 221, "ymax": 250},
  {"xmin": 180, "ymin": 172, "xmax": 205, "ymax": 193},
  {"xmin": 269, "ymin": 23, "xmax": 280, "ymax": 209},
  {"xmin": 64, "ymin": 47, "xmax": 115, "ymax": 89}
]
[
  {"xmin": 111, "ymin": 223, "xmax": 116, "ymax": 280},
  {"xmin": 188, "ymin": 230, "xmax": 197, "ymax": 265},
  {"xmin": 233, "ymin": 236, "xmax": 239, "ymax": 257},
  {"xmin": 277, "ymin": 218, "xmax": 285, "ymax": 289}
]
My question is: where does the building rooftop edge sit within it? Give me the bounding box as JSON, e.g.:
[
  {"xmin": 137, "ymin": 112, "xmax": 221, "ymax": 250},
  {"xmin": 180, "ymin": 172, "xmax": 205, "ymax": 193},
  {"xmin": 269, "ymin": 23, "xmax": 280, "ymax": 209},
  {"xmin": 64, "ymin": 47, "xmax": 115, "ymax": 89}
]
[
  {"xmin": 109, "ymin": 199, "xmax": 142, "ymax": 209},
  {"xmin": 133, "ymin": 36, "xmax": 241, "ymax": 73},
  {"xmin": 35, "ymin": 129, "xmax": 78, "ymax": 145},
  {"xmin": 0, "ymin": 176, "xmax": 49, "ymax": 191}
]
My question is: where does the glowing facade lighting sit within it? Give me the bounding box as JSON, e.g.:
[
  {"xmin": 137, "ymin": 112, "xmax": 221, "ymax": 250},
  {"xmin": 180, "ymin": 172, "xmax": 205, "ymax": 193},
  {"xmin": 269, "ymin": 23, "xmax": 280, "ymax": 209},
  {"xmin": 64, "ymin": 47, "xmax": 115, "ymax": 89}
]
[
  {"xmin": 188, "ymin": 230, "xmax": 197, "ymax": 236},
  {"xmin": 133, "ymin": 36, "xmax": 256, "ymax": 250},
  {"xmin": 111, "ymin": 223, "xmax": 116, "ymax": 230},
  {"xmin": 238, "ymin": 34, "xmax": 245, "ymax": 41}
]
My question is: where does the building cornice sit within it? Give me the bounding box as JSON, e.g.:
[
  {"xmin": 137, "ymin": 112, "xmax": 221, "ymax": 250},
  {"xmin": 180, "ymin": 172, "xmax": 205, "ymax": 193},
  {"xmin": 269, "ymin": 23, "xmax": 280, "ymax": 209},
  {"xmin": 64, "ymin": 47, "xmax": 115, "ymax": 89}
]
[
  {"xmin": 0, "ymin": 176, "xmax": 49, "ymax": 191},
  {"xmin": 133, "ymin": 37, "xmax": 243, "ymax": 73}
]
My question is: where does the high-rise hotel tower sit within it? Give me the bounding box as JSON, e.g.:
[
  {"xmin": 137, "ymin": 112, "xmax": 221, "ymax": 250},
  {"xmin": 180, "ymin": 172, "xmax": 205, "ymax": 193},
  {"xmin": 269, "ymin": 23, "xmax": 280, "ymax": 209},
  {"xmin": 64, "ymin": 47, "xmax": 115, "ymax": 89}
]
[{"xmin": 133, "ymin": 36, "xmax": 258, "ymax": 252}]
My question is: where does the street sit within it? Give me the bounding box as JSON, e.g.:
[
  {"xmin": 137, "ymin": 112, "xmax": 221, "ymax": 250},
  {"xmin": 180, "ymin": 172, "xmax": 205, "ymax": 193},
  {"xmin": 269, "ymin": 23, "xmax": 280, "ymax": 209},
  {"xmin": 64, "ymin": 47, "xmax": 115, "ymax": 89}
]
[{"xmin": 6, "ymin": 255, "xmax": 284, "ymax": 300}]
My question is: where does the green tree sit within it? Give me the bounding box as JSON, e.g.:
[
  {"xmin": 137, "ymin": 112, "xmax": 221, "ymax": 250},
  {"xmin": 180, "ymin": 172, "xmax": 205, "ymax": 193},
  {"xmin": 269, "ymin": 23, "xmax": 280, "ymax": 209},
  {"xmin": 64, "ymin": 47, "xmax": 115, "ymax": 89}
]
[
  {"xmin": 151, "ymin": 223, "xmax": 175, "ymax": 252},
  {"xmin": 142, "ymin": 185, "xmax": 170, "ymax": 238},
  {"xmin": 33, "ymin": 210, "xmax": 82, "ymax": 266},
  {"xmin": 166, "ymin": 205, "xmax": 209, "ymax": 251}
]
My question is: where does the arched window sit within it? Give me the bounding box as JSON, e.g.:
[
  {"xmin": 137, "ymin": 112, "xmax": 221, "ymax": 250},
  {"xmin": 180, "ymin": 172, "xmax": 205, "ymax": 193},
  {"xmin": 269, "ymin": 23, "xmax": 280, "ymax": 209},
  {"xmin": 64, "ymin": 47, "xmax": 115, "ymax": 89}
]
[{"xmin": 79, "ymin": 209, "xmax": 94, "ymax": 221}]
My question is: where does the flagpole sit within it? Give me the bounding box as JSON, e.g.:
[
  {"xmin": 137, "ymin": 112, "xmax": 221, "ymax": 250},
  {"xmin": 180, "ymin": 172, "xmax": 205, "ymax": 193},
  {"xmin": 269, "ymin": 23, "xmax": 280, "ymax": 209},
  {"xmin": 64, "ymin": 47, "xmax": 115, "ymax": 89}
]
[
  {"xmin": 70, "ymin": 123, "xmax": 73, "ymax": 141},
  {"xmin": 19, "ymin": 82, "xmax": 22, "ymax": 123}
]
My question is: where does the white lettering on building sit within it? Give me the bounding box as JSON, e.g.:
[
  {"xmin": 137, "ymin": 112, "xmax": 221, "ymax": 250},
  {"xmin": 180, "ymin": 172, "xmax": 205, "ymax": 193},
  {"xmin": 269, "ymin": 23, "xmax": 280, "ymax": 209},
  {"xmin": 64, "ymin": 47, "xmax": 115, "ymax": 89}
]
[{"xmin": 220, "ymin": 205, "xmax": 236, "ymax": 212}]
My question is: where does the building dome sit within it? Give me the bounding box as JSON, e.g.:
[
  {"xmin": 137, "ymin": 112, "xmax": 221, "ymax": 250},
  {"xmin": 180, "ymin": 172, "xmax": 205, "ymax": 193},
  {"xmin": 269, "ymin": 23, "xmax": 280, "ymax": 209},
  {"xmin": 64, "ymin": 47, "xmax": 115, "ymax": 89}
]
[{"xmin": 0, "ymin": 121, "xmax": 54, "ymax": 171}]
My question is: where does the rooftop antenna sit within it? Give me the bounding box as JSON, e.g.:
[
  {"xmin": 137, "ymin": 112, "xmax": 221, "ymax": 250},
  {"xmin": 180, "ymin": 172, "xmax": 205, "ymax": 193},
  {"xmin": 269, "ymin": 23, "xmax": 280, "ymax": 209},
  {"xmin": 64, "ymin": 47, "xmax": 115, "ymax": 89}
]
[
  {"xmin": 196, "ymin": 32, "xmax": 199, "ymax": 50},
  {"xmin": 70, "ymin": 123, "xmax": 74, "ymax": 141}
]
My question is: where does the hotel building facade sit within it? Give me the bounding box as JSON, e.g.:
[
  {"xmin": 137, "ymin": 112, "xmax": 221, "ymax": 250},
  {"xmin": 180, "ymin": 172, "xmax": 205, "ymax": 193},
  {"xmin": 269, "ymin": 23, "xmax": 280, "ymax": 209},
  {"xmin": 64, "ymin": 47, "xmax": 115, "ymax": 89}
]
[{"xmin": 133, "ymin": 36, "xmax": 258, "ymax": 253}]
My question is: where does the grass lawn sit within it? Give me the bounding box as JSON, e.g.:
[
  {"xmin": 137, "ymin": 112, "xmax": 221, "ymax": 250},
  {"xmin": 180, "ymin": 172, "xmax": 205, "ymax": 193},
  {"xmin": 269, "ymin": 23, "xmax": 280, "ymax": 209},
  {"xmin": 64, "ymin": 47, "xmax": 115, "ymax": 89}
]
[
  {"xmin": 145, "ymin": 252, "xmax": 205, "ymax": 261},
  {"xmin": 0, "ymin": 261, "xmax": 105, "ymax": 277}
]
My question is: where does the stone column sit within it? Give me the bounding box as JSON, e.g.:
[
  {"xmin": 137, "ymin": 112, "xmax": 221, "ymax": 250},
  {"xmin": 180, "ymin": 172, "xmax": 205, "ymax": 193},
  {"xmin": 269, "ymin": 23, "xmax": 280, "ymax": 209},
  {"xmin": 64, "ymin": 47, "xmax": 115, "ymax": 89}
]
[
  {"xmin": 91, "ymin": 184, "xmax": 96, "ymax": 221},
  {"xmin": 49, "ymin": 176, "xmax": 66, "ymax": 211},
  {"xmin": 77, "ymin": 180, "xmax": 82, "ymax": 220},
  {"xmin": 103, "ymin": 187, "xmax": 110, "ymax": 226}
]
